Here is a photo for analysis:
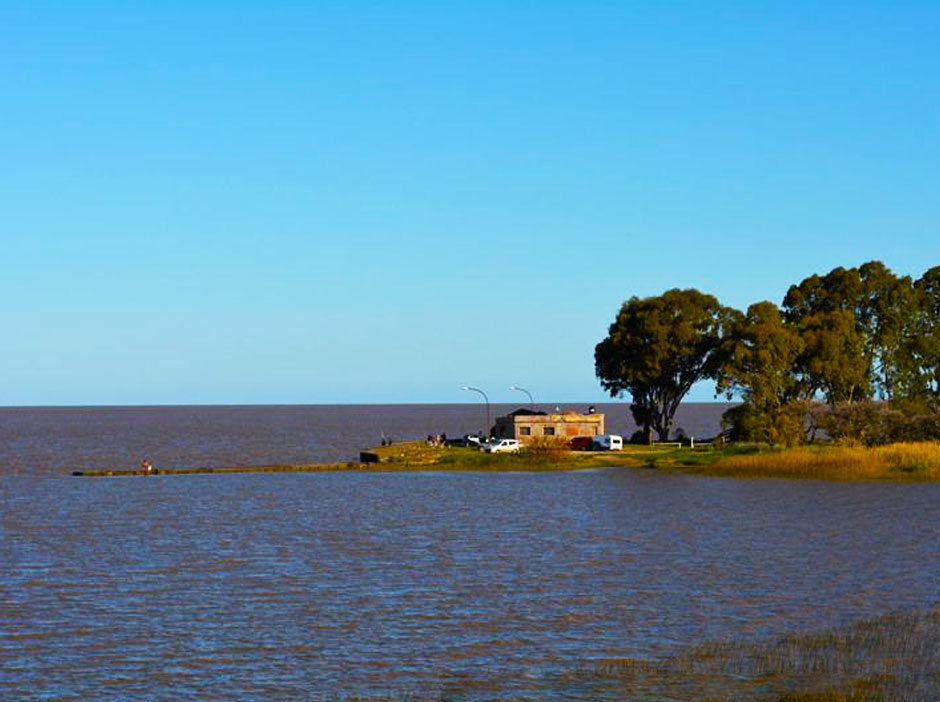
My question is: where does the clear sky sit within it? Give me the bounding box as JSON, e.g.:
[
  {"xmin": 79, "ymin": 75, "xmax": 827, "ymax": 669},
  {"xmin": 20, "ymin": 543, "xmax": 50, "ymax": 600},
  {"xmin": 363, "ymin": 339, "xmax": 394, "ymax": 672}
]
[{"xmin": 2, "ymin": 1, "xmax": 939, "ymax": 406}]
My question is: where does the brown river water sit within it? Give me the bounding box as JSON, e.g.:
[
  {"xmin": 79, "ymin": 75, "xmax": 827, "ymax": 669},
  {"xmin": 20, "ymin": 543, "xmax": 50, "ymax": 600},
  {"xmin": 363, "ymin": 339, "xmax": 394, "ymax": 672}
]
[
  {"xmin": 2, "ymin": 405, "xmax": 939, "ymax": 700},
  {"xmin": 0, "ymin": 403, "xmax": 724, "ymax": 475}
]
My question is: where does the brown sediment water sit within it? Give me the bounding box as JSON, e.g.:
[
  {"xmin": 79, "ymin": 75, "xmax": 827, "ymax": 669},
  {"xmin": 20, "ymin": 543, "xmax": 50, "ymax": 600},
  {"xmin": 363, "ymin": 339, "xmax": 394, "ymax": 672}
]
[
  {"xmin": 5, "ymin": 404, "xmax": 939, "ymax": 700},
  {"xmin": 0, "ymin": 403, "xmax": 728, "ymax": 475},
  {"xmin": 3, "ymin": 466, "xmax": 940, "ymax": 699}
]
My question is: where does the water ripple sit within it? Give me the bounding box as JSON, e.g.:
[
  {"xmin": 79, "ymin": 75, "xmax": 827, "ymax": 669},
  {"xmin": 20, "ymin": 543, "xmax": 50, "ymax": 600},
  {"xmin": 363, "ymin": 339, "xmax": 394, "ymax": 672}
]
[{"xmin": 3, "ymin": 470, "xmax": 940, "ymax": 700}]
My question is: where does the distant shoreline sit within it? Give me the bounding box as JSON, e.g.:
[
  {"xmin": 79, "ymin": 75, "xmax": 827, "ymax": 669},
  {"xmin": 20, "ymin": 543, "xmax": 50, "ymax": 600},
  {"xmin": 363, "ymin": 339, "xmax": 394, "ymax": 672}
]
[
  {"xmin": 3, "ymin": 401, "xmax": 736, "ymax": 409},
  {"xmin": 72, "ymin": 440, "xmax": 940, "ymax": 481}
]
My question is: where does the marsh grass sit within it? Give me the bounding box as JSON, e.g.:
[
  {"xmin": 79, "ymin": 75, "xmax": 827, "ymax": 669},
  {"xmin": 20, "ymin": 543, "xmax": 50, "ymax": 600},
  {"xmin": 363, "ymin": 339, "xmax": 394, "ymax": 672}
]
[
  {"xmin": 558, "ymin": 608, "xmax": 940, "ymax": 702},
  {"xmin": 702, "ymin": 442, "xmax": 940, "ymax": 481},
  {"xmin": 72, "ymin": 440, "xmax": 940, "ymax": 481},
  {"xmin": 622, "ymin": 443, "xmax": 758, "ymax": 469},
  {"xmin": 433, "ymin": 442, "xmax": 601, "ymax": 471}
]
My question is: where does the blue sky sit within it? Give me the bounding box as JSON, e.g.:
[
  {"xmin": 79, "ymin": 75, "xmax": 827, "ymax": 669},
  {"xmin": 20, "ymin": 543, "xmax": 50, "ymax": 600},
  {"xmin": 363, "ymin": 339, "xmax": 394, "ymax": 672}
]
[{"xmin": 2, "ymin": 1, "xmax": 939, "ymax": 405}]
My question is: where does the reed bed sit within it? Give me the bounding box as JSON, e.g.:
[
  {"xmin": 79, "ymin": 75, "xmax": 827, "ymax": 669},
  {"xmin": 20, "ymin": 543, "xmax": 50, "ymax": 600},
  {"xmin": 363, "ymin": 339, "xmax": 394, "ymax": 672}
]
[
  {"xmin": 557, "ymin": 608, "xmax": 940, "ymax": 702},
  {"xmin": 703, "ymin": 441, "xmax": 940, "ymax": 481}
]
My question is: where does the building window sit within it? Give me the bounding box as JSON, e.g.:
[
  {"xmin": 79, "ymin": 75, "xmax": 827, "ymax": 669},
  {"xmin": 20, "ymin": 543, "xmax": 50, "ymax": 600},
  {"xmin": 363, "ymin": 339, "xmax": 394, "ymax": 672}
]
[
  {"xmin": 519, "ymin": 426, "xmax": 531, "ymax": 436},
  {"xmin": 543, "ymin": 426, "xmax": 555, "ymax": 436}
]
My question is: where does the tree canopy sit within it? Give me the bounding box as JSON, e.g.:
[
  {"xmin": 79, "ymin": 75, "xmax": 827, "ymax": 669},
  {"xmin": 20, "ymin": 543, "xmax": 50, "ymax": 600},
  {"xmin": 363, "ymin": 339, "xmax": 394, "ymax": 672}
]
[
  {"xmin": 907, "ymin": 266, "xmax": 940, "ymax": 403},
  {"xmin": 716, "ymin": 301, "xmax": 804, "ymax": 444},
  {"xmin": 782, "ymin": 262, "xmax": 917, "ymax": 403},
  {"xmin": 600, "ymin": 261, "xmax": 940, "ymax": 445},
  {"xmin": 595, "ymin": 288, "xmax": 728, "ymax": 441}
]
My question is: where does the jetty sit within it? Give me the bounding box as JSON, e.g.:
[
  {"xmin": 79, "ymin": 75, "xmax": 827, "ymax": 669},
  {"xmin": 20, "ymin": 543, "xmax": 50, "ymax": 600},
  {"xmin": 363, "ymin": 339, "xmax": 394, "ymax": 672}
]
[
  {"xmin": 71, "ymin": 441, "xmax": 451, "ymax": 476},
  {"xmin": 71, "ymin": 462, "xmax": 370, "ymax": 477}
]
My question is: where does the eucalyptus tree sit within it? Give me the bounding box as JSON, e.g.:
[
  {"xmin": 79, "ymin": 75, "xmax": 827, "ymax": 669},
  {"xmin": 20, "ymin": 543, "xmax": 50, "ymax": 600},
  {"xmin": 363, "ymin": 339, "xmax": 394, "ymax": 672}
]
[
  {"xmin": 905, "ymin": 266, "xmax": 940, "ymax": 404},
  {"xmin": 595, "ymin": 288, "xmax": 730, "ymax": 442},
  {"xmin": 782, "ymin": 261, "xmax": 911, "ymax": 403},
  {"xmin": 716, "ymin": 301, "xmax": 804, "ymax": 443},
  {"xmin": 857, "ymin": 261, "xmax": 915, "ymax": 400},
  {"xmin": 782, "ymin": 265, "xmax": 862, "ymax": 319},
  {"xmin": 797, "ymin": 308, "xmax": 869, "ymax": 403}
]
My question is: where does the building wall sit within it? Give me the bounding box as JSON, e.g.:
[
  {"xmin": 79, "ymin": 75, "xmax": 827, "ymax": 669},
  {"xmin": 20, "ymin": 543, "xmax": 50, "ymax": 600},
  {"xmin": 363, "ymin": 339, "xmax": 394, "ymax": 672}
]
[{"xmin": 494, "ymin": 412, "xmax": 605, "ymax": 444}]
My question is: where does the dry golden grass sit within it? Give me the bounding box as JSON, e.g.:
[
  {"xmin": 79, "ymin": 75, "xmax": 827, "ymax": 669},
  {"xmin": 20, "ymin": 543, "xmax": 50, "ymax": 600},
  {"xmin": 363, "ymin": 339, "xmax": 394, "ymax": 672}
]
[
  {"xmin": 72, "ymin": 440, "xmax": 940, "ymax": 481},
  {"xmin": 707, "ymin": 441, "xmax": 940, "ymax": 481}
]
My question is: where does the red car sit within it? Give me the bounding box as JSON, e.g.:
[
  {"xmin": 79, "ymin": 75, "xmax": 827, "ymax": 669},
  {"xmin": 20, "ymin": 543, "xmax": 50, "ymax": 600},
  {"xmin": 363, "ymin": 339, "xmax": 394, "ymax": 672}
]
[{"xmin": 568, "ymin": 436, "xmax": 594, "ymax": 451}]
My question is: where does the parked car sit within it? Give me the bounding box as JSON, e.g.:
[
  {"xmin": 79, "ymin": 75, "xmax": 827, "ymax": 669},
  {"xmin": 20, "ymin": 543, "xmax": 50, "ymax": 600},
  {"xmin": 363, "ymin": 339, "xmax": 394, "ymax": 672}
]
[
  {"xmin": 445, "ymin": 435, "xmax": 486, "ymax": 448},
  {"xmin": 568, "ymin": 436, "xmax": 595, "ymax": 451},
  {"xmin": 592, "ymin": 434, "xmax": 623, "ymax": 451},
  {"xmin": 484, "ymin": 439, "xmax": 521, "ymax": 453}
]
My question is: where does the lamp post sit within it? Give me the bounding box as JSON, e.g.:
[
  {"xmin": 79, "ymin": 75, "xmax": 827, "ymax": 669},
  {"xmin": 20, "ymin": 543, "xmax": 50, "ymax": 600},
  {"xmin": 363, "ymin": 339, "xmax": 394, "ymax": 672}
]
[
  {"xmin": 509, "ymin": 384, "xmax": 534, "ymax": 411},
  {"xmin": 461, "ymin": 386, "xmax": 490, "ymax": 439}
]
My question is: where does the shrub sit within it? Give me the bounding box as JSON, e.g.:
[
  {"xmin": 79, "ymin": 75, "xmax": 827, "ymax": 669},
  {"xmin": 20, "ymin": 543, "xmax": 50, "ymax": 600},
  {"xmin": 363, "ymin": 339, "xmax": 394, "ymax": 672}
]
[
  {"xmin": 721, "ymin": 403, "xmax": 808, "ymax": 447},
  {"xmin": 520, "ymin": 437, "xmax": 570, "ymax": 463},
  {"xmin": 820, "ymin": 401, "xmax": 940, "ymax": 446},
  {"xmin": 726, "ymin": 400, "xmax": 940, "ymax": 447}
]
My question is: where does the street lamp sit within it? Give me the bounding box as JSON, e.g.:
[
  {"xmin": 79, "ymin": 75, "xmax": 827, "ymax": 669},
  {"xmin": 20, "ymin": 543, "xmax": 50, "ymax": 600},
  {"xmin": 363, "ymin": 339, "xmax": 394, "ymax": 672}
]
[
  {"xmin": 509, "ymin": 384, "xmax": 534, "ymax": 411},
  {"xmin": 461, "ymin": 386, "xmax": 490, "ymax": 439}
]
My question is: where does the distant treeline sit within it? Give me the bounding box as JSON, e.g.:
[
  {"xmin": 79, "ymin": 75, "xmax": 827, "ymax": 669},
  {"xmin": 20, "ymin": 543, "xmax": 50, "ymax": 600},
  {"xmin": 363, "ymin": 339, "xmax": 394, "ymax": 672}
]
[{"xmin": 595, "ymin": 261, "xmax": 940, "ymax": 445}]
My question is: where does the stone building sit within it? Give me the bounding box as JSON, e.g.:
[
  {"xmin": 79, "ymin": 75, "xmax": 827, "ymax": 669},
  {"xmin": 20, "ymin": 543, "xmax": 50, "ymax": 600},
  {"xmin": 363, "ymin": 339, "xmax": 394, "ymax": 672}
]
[{"xmin": 492, "ymin": 408, "xmax": 605, "ymax": 445}]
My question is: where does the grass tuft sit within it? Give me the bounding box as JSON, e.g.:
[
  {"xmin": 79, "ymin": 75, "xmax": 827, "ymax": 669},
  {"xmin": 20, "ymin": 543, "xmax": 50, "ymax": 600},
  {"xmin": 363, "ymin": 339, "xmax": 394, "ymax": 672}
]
[
  {"xmin": 564, "ymin": 608, "xmax": 940, "ymax": 702},
  {"xmin": 701, "ymin": 441, "xmax": 940, "ymax": 481}
]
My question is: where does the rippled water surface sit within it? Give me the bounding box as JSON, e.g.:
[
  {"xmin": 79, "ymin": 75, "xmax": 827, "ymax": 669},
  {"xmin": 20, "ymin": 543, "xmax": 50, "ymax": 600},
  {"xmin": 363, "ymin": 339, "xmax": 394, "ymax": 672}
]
[
  {"xmin": 4, "ymin": 469, "xmax": 940, "ymax": 700},
  {"xmin": 0, "ymin": 404, "xmax": 726, "ymax": 475},
  {"xmin": 3, "ymin": 406, "xmax": 939, "ymax": 700}
]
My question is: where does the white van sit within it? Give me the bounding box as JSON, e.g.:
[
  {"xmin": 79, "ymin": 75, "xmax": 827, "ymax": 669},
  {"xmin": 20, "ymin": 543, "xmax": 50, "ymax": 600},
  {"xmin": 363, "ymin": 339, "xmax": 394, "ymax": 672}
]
[
  {"xmin": 592, "ymin": 434, "xmax": 623, "ymax": 451},
  {"xmin": 484, "ymin": 439, "xmax": 521, "ymax": 453}
]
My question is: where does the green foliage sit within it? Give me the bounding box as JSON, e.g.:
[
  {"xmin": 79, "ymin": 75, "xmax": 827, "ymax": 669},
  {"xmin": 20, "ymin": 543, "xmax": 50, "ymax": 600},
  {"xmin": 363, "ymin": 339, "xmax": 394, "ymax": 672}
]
[
  {"xmin": 798, "ymin": 309, "xmax": 869, "ymax": 403},
  {"xmin": 783, "ymin": 267, "xmax": 867, "ymax": 402},
  {"xmin": 717, "ymin": 301, "xmax": 804, "ymax": 444},
  {"xmin": 820, "ymin": 400, "xmax": 940, "ymax": 446},
  {"xmin": 819, "ymin": 400, "xmax": 899, "ymax": 446},
  {"xmin": 721, "ymin": 401, "xmax": 809, "ymax": 447},
  {"xmin": 595, "ymin": 288, "xmax": 729, "ymax": 441},
  {"xmin": 858, "ymin": 260, "xmax": 916, "ymax": 399},
  {"xmin": 602, "ymin": 261, "xmax": 940, "ymax": 445},
  {"xmin": 903, "ymin": 266, "xmax": 940, "ymax": 403},
  {"xmin": 722, "ymin": 398, "xmax": 940, "ymax": 447},
  {"xmin": 782, "ymin": 261, "xmax": 918, "ymax": 404}
]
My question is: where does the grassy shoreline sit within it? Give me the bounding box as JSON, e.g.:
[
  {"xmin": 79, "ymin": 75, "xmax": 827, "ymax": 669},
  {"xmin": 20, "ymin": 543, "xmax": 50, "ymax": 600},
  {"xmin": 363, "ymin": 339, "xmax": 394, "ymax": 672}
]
[
  {"xmin": 387, "ymin": 440, "xmax": 940, "ymax": 481},
  {"xmin": 71, "ymin": 440, "xmax": 940, "ymax": 481},
  {"xmin": 689, "ymin": 441, "xmax": 940, "ymax": 481}
]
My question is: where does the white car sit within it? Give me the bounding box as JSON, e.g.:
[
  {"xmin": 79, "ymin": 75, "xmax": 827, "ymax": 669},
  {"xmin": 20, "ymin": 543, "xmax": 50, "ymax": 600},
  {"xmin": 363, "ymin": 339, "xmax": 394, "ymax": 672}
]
[
  {"xmin": 592, "ymin": 434, "xmax": 623, "ymax": 451},
  {"xmin": 484, "ymin": 439, "xmax": 521, "ymax": 453}
]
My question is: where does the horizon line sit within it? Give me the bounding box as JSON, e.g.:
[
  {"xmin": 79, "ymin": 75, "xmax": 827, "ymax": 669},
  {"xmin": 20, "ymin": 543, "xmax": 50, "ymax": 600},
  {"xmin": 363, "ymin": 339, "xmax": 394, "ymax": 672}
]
[{"xmin": 0, "ymin": 400, "xmax": 735, "ymax": 410}]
